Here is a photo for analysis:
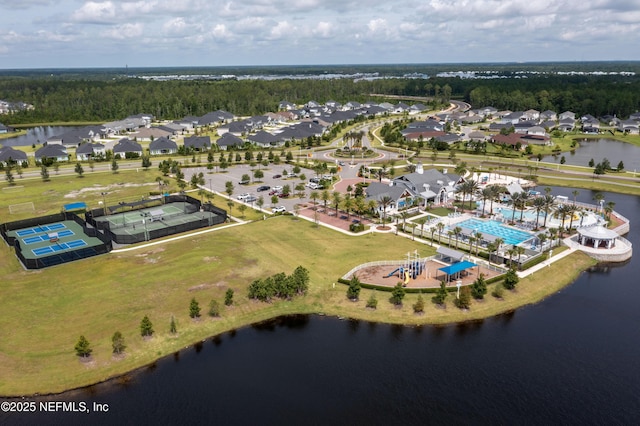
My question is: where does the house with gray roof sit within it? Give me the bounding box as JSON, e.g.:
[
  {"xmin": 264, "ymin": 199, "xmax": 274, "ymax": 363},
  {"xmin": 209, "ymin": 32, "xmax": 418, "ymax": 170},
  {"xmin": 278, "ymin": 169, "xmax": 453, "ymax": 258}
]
[
  {"xmin": 47, "ymin": 125, "xmax": 105, "ymax": 146},
  {"xmin": 0, "ymin": 122, "xmax": 9, "ymax": 134},
  {"xmin": 198, "ymin": 110, "xmax": 234, "ymax": 126},
  {"xmin": 0, "ymin": 146, "xmax": 28, "ymax": 165},
  {"xmin": 247, "ymin": 130, "xmax": 281, "ymax": 148},
  {"xmin": 113, "ymin": 138, "xmax": 143, "ymax": 158},
  {"xmin": 76, "ymin": 143, "xmax": 105, "ymax": 161},
  {"xmin": 149, "ymin": 137, "xmax": 178, "ymax": 155},
  {"xmin": 279, "ymin": 101, "xmax": 296, "ymax": 110},
  {"xmin": 365, "ymin": 164, "xmax": 462, "ymax": 216},
  {"xmin": 216, "ymin": 133, "xmax": 244, "ymax": 151},
  {"xmin": 35, "ymin": 144, "xmax": 68, "ymax": 163},
  {"xmin": 183, "ymin": 135, "xmax": 211, "ymax": 151}
]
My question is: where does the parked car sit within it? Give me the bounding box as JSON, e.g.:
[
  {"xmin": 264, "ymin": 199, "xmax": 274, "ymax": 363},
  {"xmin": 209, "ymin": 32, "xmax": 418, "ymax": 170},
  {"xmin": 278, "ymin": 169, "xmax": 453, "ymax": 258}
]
[
  {"xmin": 268, "ymin": 189, "xmax": 280, "ymax": 196},
  {"xmin": 239, "ymin": 179, "xmax": 250, "ymax": 185},
  {"xmin": 278, "ymin": 192, "xmax": 289, "ymax": 198},
  {"xmin": 272, "ymin": 206, "xmax": 286, "ymax": 213},
  {"xmin": 244, "ymin": 195, "xmax": 257, "ymax": 203},
  {"xmin": 236, "ymin": 193, "xmax": 251, "ymax": 200},
  {"xmin": 272, "ymin": 174, "xmax": 282, "ymax": 179},
  {"xmin": 272, "ymin": 185, "xmax": 283, "ymax": 192},
  {"xmin": 257, "ymin": 185, "xmax": 271, "ymax": 192}
]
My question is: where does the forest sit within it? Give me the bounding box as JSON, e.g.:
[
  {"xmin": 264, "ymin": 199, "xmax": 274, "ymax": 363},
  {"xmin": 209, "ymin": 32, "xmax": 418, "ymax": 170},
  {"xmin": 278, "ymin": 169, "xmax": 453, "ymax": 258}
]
[{"xmin": 1, "ymin": 63, "xmax": 639, "ymax": 124}]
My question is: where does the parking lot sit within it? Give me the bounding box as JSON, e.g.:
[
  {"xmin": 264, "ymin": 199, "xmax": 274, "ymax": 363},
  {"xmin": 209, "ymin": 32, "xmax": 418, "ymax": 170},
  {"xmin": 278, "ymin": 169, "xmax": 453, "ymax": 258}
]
[{"xmin": 181, "ymin": 163, "xmax": 334, "ymax": 215}]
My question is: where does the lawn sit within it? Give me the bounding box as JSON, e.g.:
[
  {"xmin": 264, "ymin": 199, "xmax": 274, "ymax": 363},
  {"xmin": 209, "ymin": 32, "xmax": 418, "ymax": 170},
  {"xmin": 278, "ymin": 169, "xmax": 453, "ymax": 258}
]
[{"xmin": 0, "ymin": 165, "xmax": 601, "ymax": 396}]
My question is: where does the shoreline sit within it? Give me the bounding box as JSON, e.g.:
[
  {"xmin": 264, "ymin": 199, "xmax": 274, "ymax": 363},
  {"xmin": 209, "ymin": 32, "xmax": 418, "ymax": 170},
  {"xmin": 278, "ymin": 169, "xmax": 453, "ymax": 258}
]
[{"xmin": 0, "ymin": 251, "xmax": 596, "ymax": 398}]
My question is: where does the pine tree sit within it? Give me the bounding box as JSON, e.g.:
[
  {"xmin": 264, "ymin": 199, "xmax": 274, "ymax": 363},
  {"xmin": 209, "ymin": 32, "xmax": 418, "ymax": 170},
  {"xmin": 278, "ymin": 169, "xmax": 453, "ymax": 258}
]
[
  {"xmin": 455, "ymin": 286, "xmax": 472, "ymax": 309},
  {"xmin": 140, "ymin": 315, "xmax": 154, "ymax": 337},
  {"xmin": 413, "ymin": 292, "xmax": 425, "ymax": 314},
  {"xmin": 224, "ymin": 289, "xmax": 234, "ymax": 306},
  {"xmin": 503, "ymin": 268, "xmax": 519, "ymax": 290},
  {"xmin": 390, "ymin": 282, "xmax": 406, "ymax": 306},
  {"xmin": 112, "ymin": 331, "xmax": 126, "ymax": 354},
  {"xmin": 346, "ymin": 276, "xmax": 361, "ymax": 301},
  {"xmin": 75, "ymin": 335, "xmax": 92, "ymax": 358},
  {"xmin": 189, "ymin": 298, "xmax": 201, "ymax": 318},
  {"xmin": 432, "ymin": 281, "xmax": 448, "ymax": 306},
  {"xmin": 366, "ymin": 292, "xmax": 378, "ymax": 309},
  {"xmin": 471, "ymin": 273, "xmax": 488, "ymax": 299},
  {"xmin": 170, "ymin": 315, "xmax": 177, "ymax": 334},
  {"xmin": 208, "ymin": 300, "xmax": 220, "ymax": 317}
]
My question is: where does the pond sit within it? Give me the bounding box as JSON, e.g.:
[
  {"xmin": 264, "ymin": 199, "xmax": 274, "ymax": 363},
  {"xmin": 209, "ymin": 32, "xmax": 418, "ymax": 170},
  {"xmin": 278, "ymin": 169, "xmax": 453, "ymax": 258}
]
[
  {"xmin": 540, "ymin": 138, "xmax": 640, "ymax": 172},
  {"xmin": 1, "ymin": 188, "xmax": 638, "ymax": 425},
  {"xmin": 0, "ymin": 126, "xmax": 82, "ymax": 147}
]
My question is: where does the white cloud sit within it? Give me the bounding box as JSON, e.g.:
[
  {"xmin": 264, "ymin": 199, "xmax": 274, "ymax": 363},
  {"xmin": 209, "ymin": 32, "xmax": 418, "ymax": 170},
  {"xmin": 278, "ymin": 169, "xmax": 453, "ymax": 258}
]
[
  {"xmin": 163, "ymin": 17, "xmax": 188, "ymax": 35},
  {"xmin": 102, "ymin": 22, "xmax": 144, "ymax": 39},
  {"xmin": 313, "ymin": 22, "xmax": 333, "ymax": 38},
  {"xmin": 211, "ymin": 24, "xmax": 233, "ymax": 40},
  {"xmin": 268, "ymin": 21, "xmax": 294, "ymax": 40},
  {"xmin": 71, "ymin": 1, "xmax": 117, "ymax": 24}
]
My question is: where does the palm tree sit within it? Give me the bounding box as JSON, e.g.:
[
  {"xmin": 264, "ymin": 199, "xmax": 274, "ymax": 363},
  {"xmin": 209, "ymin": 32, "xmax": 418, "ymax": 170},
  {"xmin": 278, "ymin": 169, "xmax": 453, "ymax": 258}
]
[
  {"xmin": 343, "ymin": 194, "xmax": 353, "ymax": 219},
  {"xmin": 593, "ymin": 192, "xmax": 604, "ymax": 214},
  {"xmin": 465, "ymin": 179, "xmax": 480, "ymax": 210},
  {"xmin": 532, "ymin": 196, "xmax": 546, "ymax": 229},
  {"xmin": 567, "ymin": 204, "xmax": 579, "ymax": 234},
  {"xmin": 309, "ymin": 190, "xmax": 319, "ymax": 207},
  {"xmin": 474, "ymin": 231, "xmax": 483, "ymax": 255},
  {"xmin": 515, "ymin": 246, "xmax": 525, "ymax": 268},
  {"xmin": 555, "ymin": 204, "xmax": 572, "ymax": 238},
  {"xmin": 447, "ymin": 230, "xmax": 454, "ymax": 247},
  {"xmin": 538, "ymin": 233, "xmax": 548, "ymax": 250},
  {"xmin": 321, "ymin": 190, "xmax": 330, "ymax": 211},
  {"xmin": 377, "ymin": 195, "xmax": 393, "ymax": 224},
  {"xmin": 453, "ymin": 226, "xmax": 462, "ymax": 249},
  {"xmin": 572, "ymin": 190, "xmax": 580, "ymax": 205},
  {"xmin": 468, "ymin": 236, "xmax": 476, "ymax": 254},
  {"xmin": 509, "ymin": 192, "xmax": 522, "ymax": 223},
  {"xmin": 400, "ymin": 211, "xmax": 410, "ymax": 233},
  {"xmin": 494, "ymin": 238, "xmax": 504, "ymax": 264},
  {"xmin": 486, "ymin": 242, "xmax": 496, "ymax": 265},
  {"xmin": 517, "ymin": 191, "xmax": 530, "ymax": 222},
  {"xmin": 428, "ymin": 223, "xmax": 436, "ymax": 245},
  {"xmin": 479, "ymin": 187, "xmax": 493, "ymax": 215},
  {"xmin": 542, "ymin": 194, "xmax": 556, "ymax": 228},
  {"xmin": 354, "ymin": 196, "xmax": 366, "ymax": 221},
  {"xmin": 488, "ymin": 184, "xmax": 505, "ymax": 215},
  {"xmin": 436, "ymin": 222, "xmax": 445, "ymax": 244},
  {"xmin": 605, "ymin": 201, "xmax": 615, "ymax": 220},
  {"xmin": 332, "ymin": 192, "xmax": 342, "ymax": 217},
  {"xmin": 548, "ymin": 227, "xmax": 559, "ymax": 247}
]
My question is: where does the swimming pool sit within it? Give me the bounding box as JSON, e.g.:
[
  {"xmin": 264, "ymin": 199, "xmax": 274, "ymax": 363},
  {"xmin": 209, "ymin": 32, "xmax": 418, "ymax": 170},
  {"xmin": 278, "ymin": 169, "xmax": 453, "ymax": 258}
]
[
  {"xmin": 453, "ymin": 218, "xmax": 534, "ymax": 246},
  {"xmin": 495, "ymin": 207, "xmax": 544, "ymax": 222}
]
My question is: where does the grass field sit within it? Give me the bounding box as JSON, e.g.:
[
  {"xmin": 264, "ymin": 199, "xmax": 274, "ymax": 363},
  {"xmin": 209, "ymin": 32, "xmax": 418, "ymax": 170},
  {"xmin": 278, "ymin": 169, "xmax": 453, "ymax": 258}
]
[{"xmin": 0, "ymin": 166, "xmax": 600, "ymax": 396}]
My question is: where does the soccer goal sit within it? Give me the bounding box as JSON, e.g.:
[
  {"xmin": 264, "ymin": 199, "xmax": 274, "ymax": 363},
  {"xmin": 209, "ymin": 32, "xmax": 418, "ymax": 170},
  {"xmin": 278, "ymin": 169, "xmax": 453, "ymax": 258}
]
[{"xmin": 9, "ymin": 202, "xmax": 35, "ymax": 214}]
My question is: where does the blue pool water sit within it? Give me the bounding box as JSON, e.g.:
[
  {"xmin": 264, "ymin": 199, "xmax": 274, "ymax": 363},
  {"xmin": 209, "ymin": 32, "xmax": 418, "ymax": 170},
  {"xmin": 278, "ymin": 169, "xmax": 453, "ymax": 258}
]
[
  {"xmin": 495, "ymin": 207, "xmax": 544, "ymax": 222},
  {"xmin": 454, "ymin": 218, "xmax": 534, "ymax": 246}
]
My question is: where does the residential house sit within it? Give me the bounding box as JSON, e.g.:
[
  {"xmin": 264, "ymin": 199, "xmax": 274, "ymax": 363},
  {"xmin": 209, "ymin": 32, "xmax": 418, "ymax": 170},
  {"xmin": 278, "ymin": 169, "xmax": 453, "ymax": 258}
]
[
  {"xmin": 618, "ymin": 119, "xmax": 639, "ymax": 134},
  {"xmin": 523, "ymin": 109, "xmax": 540, "ymax": 121},
  {"xmin": 130, "ymin": 127, "xmax": 172, "ymax": 141},
  {"xmin": 278, "ymin": 101, "xmax": 296, "ymax": 111},
  {"xmin": 247, "ymin": 130, "xmax": 281, "ymax": 148},
  {"xmin": 558, "ymin": 118, "xmax": 576, "ymax": 132},
  {"xmin": 501, "ymin": 111, "xmax": 525, "ymax": 124},
  {"xmin": 149, "ymin": 137, "xmax": 178, "ymax": 155},
  {"xmin": 47, "ymin": 125, "xmax": 105, "ymax": 146},
  {"xmin": 0, "ymin": 146, "xmax": 28, "ymax": 165},
  {"xmin": 559, "ymin": 111, "xmax": 576, "ymax": 121},
  {"xmin": 183, "ymin": 135, "xmax": 211, "ymax": 151},
  {"xmin": 35, "ymin": 144, "xmax": 68, "ymax": 163},
  {"xmin": 0, "ymin": 122, "xmax": 8, "ymax": 134},
  {"xmin": 174, "ymin": 116, "xmax": 199, "ymax": 130},
  {"xmin": 216, "ymin": 133, "xmax": 244, "ymax": 151},
  {"xmin": 217, "ymin": 121, "xmax": 251, "ymax": 136},
  {"xmin": 198, "ymin": 110, "xmax": 234, "ymax": 127},
  {"xmin": 156, "ymin": 123, "xmax": 186, "ymax": 135},
  {"xmin": 540, "ymin": 110, "xmax": 557, "ymax": 121},
  {"xmin": 75, "ymin": 143, "xmax": 105, "ymax": 161},
  {"xmin": 113, "ymin": 138, "xmax": 143, "ymax": 158}
]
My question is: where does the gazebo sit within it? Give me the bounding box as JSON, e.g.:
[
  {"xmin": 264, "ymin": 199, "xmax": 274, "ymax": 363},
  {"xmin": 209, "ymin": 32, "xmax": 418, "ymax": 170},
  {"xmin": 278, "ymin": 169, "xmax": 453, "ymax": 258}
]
[{"xmin": 576, "ymin": 225, "xmax": 618, "ymax": 249}]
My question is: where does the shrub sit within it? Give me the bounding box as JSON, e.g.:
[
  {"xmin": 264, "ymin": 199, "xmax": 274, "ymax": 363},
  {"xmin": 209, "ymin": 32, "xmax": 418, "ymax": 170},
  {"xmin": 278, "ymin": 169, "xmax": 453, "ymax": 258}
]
[
  {"xmin": 390, "ymin": 282, "xmax": 405, "ymax": 306},
  {"xmin": 471, "ymin": 273, "xmax": 487, "ymax": 299},
  {"xmin": 454, "ymin": 286, "xmax": 471, "ymax": 309},
  {"xmin": 413, "ymin": 293, "xmax": 425, "ymax": 314},
  {"xmin": 346, "ymin": 276, "xmax": 362, "ymax": 301},
  {"xmin": 432, "ymin": 281, "xmax": 448, "ymax": 306},
  {"xmin": 208, "ymin": 300, "xmax": 221, "ymax": 317},
  {"xmin": 491, "ymin": 283, "xmax": 505, "ymax": 299},
  {"xmin": 503, "ymin": 268, "xmax": 519, "ymax": 290},
  {"xmin": 366, "ymin": 292, "xmax": 378, "ymax": 309}
]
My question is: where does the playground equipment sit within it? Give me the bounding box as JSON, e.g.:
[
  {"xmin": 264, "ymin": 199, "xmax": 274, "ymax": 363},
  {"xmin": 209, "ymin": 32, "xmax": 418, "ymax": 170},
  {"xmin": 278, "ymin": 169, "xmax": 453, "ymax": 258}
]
[{"xmin": 383, "ymin": 251, "xmax": 427, "ymax": 286}]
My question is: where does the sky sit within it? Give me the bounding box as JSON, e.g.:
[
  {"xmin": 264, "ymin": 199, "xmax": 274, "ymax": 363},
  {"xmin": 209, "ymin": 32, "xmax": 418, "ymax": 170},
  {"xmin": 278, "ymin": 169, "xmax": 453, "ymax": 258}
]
[{"xmin": 1, "ymin": 0, "xmax": 640, "ymax": 69}]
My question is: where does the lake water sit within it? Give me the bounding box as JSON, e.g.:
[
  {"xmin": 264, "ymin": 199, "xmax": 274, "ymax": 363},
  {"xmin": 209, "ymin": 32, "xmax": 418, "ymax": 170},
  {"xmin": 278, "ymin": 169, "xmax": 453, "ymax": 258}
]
[
  {"xmin": 540, "ymin": 138, "xmax": 640, "ymax": 172},
  {"xmin": 0, "ymin": 126, "xmax": 80, "ymax": 147},
  {"xmin": 2, "ymin": 188, "xmax": 638, "ymax": 425}
]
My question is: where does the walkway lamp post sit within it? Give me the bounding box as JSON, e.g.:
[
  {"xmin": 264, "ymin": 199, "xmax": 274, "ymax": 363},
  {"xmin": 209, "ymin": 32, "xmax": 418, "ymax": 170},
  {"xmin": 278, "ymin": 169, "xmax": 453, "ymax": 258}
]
[
  {"xmin": 456, "ymin": 280, "xmax": 462, "ymax": 299},
  {"xmin": 101, "ymin": 192, "xmax": 108, "ymax": 216}
]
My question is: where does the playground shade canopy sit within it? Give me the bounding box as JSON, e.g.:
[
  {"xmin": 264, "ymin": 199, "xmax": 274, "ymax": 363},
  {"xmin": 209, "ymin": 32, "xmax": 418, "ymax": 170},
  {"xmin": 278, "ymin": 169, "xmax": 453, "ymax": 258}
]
[
  {"xmin": 438, "ymin": 261, "xmax": 477, "ymax": 276},
  {"xmin": 63, "ymin": 202, "xmax": 87, "ymax": 212}
]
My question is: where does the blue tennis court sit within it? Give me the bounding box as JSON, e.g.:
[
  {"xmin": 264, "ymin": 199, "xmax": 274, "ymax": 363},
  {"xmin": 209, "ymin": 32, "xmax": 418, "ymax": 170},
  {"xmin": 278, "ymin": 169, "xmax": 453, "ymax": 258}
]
[
  {"xmin": 16, "ymin": 223, "xmax": 66, "ymax": 237},
  {"xmin": 32, "ymin": 239, "xmax": 88, "ymax": 256},
  {"xmin": 22, "ymin": 229, "xmax": 74, "ymax": 245}
]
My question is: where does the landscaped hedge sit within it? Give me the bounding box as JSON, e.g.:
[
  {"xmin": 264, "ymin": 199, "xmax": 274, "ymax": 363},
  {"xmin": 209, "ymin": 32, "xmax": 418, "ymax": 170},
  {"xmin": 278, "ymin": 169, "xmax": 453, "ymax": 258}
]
[{"xmin": 338, "ymin": 272, "xmax": 505, "ymax": 293}]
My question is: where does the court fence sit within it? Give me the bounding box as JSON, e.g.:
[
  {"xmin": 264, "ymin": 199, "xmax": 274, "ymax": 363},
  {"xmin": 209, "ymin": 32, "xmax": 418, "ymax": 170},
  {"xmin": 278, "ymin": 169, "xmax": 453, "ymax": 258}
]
[
  {"xmin": 85, "ymin": 194, "xmax": 227, "ymax": 245},
  {"xmin": 1, "ymin": 212, "xmax": 113, "ymax": 270}
]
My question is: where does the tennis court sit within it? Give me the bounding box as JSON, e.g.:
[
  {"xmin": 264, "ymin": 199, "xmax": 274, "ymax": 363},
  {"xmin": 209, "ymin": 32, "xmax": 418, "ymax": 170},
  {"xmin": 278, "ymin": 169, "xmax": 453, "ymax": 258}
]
[
  {"xmin": 22, "ymin": 229, "xmax": 74, "ymax": 244},
  {"xmin": 88, "ymin": 197, "xmax": 228, "ymax": 244},
  {"xmin": 16, "ymin": 223, "xmax": 66, "ymax": 237},
  {"xmin": 32, "ymin": 239, "xmax": 88, "ymax": 256}
]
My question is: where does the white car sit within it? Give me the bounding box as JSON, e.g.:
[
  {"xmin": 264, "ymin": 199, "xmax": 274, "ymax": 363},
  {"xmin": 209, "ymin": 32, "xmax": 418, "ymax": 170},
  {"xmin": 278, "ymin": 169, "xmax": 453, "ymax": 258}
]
[
  {"xmin": 272, "ymin": 206, "xmax": 286, "ymax": 213},
  {"xmin": 272, "ymin": 185, "xmax": 283, "ymax": 192},
  {"xmin": 236, "ymin": 193, "xmax": 251, "ymax": 200}
]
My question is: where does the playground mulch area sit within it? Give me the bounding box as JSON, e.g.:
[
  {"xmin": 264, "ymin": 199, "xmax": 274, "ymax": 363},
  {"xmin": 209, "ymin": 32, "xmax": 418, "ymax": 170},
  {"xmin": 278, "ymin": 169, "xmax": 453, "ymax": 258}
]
[{"xmin": 354, "ymin": 260, "xmax": 502, "ymax": 289}]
